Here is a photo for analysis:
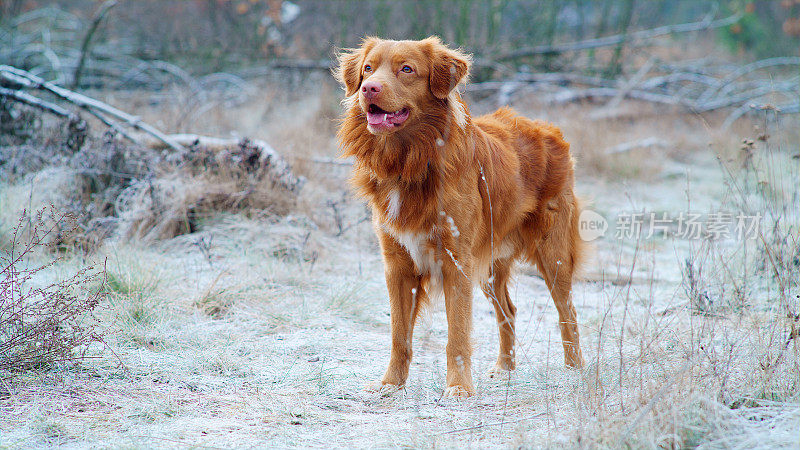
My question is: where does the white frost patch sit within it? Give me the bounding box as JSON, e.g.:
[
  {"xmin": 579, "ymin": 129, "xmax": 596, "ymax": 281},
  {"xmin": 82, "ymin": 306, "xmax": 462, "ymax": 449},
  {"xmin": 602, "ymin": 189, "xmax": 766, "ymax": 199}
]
[{"xmin": 445, "ymin": 215, "xmax": 460, "ymax": 237}]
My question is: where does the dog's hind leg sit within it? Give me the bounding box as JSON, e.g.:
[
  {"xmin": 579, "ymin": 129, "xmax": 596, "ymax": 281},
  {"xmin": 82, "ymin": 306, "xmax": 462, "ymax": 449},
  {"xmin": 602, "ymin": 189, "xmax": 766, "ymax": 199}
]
[
  {"xmin": 481, "ymin": 258, "xmax": 517, "ymax": 376},
  {"xmin": 534, "ymin": 193, "xmax": 585, "ymax": 369}
]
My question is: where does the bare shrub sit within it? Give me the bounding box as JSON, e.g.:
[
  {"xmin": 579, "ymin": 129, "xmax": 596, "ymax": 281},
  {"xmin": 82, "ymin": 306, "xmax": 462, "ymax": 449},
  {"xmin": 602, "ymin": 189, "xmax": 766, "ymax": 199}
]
[
  {"xmin": 0, "ymin": 207, "xmax": 107, "ymax": 372},
  {"xmin": 0, "ymin": 96, "xmax": 41, "ymax": 144}
]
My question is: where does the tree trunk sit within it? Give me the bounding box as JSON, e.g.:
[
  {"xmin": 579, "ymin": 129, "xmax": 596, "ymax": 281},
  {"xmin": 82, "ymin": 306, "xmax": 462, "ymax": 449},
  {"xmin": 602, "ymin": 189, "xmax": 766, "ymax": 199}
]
[{"xmin": 606, "ymin": 0, "xmax": 636, "ymax": 78}]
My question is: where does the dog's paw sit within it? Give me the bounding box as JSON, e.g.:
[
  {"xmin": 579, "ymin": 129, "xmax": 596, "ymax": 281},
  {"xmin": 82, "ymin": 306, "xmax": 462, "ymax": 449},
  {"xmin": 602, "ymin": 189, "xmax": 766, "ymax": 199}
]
[
  {"xmin": 365, "ymin": 379, "xmax": 403, "ymax": 396},
  {"xmin": 565, "ymin": 356, "xmax": 585, "ymax": 370},
  {"xmin": 487, "ymin": 365, "xmax": 513, "ymax": 381},
  {"xmin": 442, "ymin": 384, "xmax": 475, "ymax": 399}
]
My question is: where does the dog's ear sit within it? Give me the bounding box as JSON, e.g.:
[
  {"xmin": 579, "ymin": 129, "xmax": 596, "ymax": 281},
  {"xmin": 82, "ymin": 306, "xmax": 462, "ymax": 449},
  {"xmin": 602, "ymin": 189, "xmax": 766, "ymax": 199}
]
[
  {"xmin": 427, "ymin": 37, "xmax": 471, "ymax": 99},
  {"xmin": 335, "ymin": 38, "xmax": 378, "ymax": 97}
]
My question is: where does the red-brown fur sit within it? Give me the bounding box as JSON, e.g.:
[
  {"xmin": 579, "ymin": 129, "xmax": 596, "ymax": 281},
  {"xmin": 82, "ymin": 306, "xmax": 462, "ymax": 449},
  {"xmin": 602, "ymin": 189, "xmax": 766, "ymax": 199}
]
[{"xmin": 336, "ymin": 37, "xmax": 584, "ymax": 397}]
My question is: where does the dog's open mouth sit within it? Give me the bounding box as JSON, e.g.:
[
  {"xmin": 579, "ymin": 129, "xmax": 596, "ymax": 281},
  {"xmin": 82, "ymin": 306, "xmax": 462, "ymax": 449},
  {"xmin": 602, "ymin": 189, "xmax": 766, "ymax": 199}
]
[{"xmin": 367, "ymin": 104, "xmax": 409, "ymax": 130}]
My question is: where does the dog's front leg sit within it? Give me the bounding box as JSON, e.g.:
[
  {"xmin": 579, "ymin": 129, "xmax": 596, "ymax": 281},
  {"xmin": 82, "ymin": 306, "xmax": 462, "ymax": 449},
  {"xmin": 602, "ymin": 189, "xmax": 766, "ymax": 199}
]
[
  {"xmin": 442, "ymin": 261, "xmax": 475, "ymax": 398},
  {"xmin": 370, "ymin": 234, "xmax": 424, "ymax": 393},
  {"xmin": 382, "ymin": 264, "xmax": 422, "ymax": 388}
]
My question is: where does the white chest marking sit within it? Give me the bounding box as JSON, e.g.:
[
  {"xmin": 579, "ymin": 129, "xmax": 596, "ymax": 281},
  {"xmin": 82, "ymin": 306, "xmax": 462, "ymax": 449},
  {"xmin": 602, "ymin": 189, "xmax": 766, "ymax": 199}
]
[
  {"xmin": 386, "ymin": 189, "xmax": 402, "ymax": 222},
  {"xmin": 384, "ymin": 226, "xmax": 444, "ymax": 296},
  {"xmin": 392, "ymin": 230, "xmax": 431, "ymax": 273}
]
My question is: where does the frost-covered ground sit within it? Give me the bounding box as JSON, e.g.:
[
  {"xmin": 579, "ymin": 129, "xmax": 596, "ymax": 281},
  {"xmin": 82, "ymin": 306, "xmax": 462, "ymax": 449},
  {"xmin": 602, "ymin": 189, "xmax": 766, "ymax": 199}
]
[{"xmin": 1, "ymin": 82, "xmax": 798, "ymax": 448}]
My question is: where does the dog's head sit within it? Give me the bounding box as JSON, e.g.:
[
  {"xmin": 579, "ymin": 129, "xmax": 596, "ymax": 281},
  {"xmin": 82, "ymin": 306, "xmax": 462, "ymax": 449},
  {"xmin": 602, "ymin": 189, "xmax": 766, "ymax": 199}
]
[{"xmin": 336, "ymin": 37, "xmax": 471, "ymax": 135}]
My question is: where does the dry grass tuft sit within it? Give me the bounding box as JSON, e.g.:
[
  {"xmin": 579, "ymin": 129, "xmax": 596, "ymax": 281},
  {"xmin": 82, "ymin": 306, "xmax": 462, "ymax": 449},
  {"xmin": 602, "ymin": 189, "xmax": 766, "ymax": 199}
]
[
  {"xmin": 2, "ymin": 114, "xmax": 305, "ymax": 247},
  {"xmin": 103, "ymin": 256, "xmax": 166, "ymax": 331},
  {"xmin": 114, "ymin": 138, "xmax": 304, "ymax": 242},
  {"xmin": 193, "ymin": 273, "xmax": 236, "ymax": 318},
  {"xmin": 571, "ymin": 110, "xmax": 800, "ymax": 448}
]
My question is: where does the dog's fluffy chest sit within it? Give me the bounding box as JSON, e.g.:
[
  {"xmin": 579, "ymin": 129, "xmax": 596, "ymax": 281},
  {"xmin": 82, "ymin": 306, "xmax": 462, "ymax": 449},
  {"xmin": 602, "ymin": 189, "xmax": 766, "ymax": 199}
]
[
  {"xmin": 377, "ymin": 188, "xmax": 443, "ymax": 278},
  {"xmin": 376, "ymin": 185, "xmax": 427, "ymax": 227}
]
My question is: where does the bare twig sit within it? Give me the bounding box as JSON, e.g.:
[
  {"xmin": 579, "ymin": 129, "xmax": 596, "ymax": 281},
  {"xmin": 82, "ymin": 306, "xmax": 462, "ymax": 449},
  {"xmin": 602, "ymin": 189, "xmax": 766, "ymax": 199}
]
[
  {"xmin": 605, "ymin": 57, "xmax": 655, "ymax": 111},
  {"xmin": 436, "ymin": 412, "xmax": 547, "ymax": 435}
]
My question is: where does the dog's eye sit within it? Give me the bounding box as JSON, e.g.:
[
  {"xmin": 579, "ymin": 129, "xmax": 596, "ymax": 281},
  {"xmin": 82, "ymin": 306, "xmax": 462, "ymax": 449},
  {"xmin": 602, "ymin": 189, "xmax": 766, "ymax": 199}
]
[
  {"xmin": 401, "ymin": 65, "xmax": 413, "ymax": 74},
  {"xmin": 364, "ymin": 65, "xmax": 372, "ymax": 72}
]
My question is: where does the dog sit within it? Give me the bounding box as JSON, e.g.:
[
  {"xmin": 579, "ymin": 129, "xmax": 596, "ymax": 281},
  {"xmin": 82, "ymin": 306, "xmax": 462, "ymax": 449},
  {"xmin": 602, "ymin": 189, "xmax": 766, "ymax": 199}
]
[{"xmin": 336, "ymin": 37, "xmax": 584, "ymax": 398}]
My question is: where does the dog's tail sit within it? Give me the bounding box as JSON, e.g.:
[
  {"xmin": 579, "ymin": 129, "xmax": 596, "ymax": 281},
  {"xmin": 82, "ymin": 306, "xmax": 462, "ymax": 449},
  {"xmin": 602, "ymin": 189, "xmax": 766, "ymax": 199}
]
[
  {"xmin": 527, "ymin": 188, "xmax": 588, "ymax": 282},
  {"xmin": 570, "ymin": 194, "xmax": 590, "ymax": 280}
]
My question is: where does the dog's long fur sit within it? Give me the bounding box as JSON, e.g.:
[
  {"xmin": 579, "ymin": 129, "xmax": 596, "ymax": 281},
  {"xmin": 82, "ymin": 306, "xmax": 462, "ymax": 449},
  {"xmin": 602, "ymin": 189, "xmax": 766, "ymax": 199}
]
[{"xmin": 336, "ymin": 37, "xmax": 584, "ymax": 397}]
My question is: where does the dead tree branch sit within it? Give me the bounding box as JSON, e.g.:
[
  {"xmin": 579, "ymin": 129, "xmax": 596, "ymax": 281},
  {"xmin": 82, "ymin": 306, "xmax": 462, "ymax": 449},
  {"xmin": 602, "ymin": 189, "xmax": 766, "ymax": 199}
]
[
  {"xmin": 71, "ymin": 0, "xmax": 118, "ymax": 89},
  {"xmin": 0, "ymin": 65, "xmax": 185, "ymax": 151},
  {"xmin": 496, "ymin": 12, "xmax": 740, "ymax": 61},
  {"xmin": 0, "ymin": 86, "xmax": 76, "ymax": 119}
]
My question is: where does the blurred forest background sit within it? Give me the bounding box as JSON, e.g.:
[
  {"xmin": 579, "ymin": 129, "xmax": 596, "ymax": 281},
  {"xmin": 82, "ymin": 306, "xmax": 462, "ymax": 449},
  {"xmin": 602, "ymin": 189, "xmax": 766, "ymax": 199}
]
[{"xmin": 2, "ymin": 0, "xmax": 799, "ymax": 85}]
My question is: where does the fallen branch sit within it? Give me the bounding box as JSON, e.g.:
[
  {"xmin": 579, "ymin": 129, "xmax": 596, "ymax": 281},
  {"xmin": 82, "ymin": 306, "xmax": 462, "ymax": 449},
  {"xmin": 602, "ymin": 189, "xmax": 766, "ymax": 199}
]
[
  {"xmin": 605, "ymin": 137, "xmax": 669, "ymax": 155},
  {"xmin": 239, "ymin": 59, "xmax": 334, "ymax": 76},
  {"xmin": 496, "ymin": 12, "xmax": 740, "ymax": 61},
  {"xmin": 0, "ymin": 86, "xmax": 76, "ymax": 120},
  {"xmin": 545, "ymin": 87, "xmax": 692, "ymax": 107},
  {"xmin": 697, "ymin": 80, "xmax": 799, "ymax": 112},
  {"xmin": 698, "ymin": 56, "xmax": 800, "ymax": 104},
  {"xmin": 295, "ymin": 156, "xmax": 354, "ymax": 166},
  {"xmin": 605, "ymin": 58, "xmax": 655, "ymax": 110},
  {"xmin": 722, "ymin": 102, "xmax": 799, "ymax": 130},
  {"xmin": 468, "ymin": 61, "xmax": 799, "ymax": 120},
  {"xmin": 0, "ymin": 64, "xmax": 185, "ymax": 151},
  {"xmin": 0, "ymin": 86, "xmax": 143, "ymax": 145}
]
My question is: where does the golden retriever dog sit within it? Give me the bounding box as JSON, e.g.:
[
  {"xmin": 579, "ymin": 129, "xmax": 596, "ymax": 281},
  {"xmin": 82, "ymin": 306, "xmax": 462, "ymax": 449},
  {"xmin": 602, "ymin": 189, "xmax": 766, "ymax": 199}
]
[{"xmin": 336, "ymin": 37, "xmax": 584, "ymax": 398}]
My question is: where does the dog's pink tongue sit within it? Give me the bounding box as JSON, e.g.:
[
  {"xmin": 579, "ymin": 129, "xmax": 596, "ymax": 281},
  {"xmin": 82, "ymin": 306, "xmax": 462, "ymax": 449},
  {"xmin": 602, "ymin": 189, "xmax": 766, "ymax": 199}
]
[
  {"xmin": 367, "ymin": 112, "xmax": 388, "ymax": 126},
  {"xmin": 388, "ymin": 109, "xmax": 408, "ymax": 124}
]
